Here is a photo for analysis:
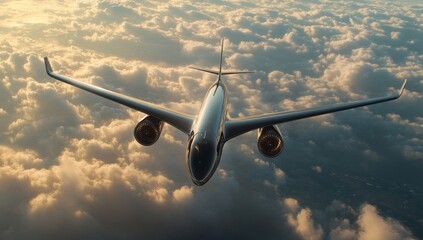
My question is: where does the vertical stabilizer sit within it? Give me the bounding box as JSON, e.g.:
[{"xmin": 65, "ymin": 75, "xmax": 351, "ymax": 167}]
[
  {"xmin": 218, "ymin": 38, "xmax": 224, "ymax": 85},
  {"xmin": 189, "ymin": 38, "xmax": 254, "ymax": 77}
]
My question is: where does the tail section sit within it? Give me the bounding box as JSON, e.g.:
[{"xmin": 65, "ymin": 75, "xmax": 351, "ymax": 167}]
[
  {"xmin": 189, "ymin": 38, "xmax": 254, "ymax": 78},
  {"xmin": 189, "ymin": 67, "xmax": 253, "ymax": 76},
  {"xmin": 221, "ymin": 71, "xmax": 255, "ymax": 75},
  {"xmin": 218, "ymin": 37, "xmax": 224, "ymax": 79},
  {"xmin": 189, "ymin": 67, "xmax": 219, "ymax": 75}
]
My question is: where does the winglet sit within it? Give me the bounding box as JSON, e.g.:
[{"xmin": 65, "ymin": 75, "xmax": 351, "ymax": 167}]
[
  {"xmin": 44, "ymin": 57, "xmax": 53, "ymax": 74},
  {"xmin": 399, "ymin": 79, "xmax": 407, "ymax": 96}
]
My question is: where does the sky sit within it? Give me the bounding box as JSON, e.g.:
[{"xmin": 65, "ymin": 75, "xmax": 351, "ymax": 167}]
[{"xmin": 0, "ymin": 0, "xmax": 422, "ymax": 239}]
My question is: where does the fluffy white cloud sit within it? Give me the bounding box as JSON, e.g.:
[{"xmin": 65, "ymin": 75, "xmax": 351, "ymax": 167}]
[
  {"xmin": 287, "ymin": 208, "xmax": 324, "ymax": 240},
  {"xmin": 327, "ymin": 202, "xmax": 415, "ymax": 240},
  {"xmin": 357, "ymin": 204, "xmax": 414, "ymax": 240},
  {"xmin": 0, "ymin": 0, "xmax": 421, "ymax": 239},
  {"xmin": 172, "ymin": 185, "xmax": 193, "ymax": 203}
]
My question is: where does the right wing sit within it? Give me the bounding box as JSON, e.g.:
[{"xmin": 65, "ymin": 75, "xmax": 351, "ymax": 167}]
[
  {"xmin": 225, "ymin": 80, "xmax": 407, "ymax": 140},
  {"xmin": 44, "ymin": 57, "xmax": 194, "ymax": 135}
]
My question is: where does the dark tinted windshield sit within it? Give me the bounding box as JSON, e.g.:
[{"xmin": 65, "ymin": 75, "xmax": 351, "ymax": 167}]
[{"xmin": 188, "ymin": 138, "xmax": 216, "ymax": 182}]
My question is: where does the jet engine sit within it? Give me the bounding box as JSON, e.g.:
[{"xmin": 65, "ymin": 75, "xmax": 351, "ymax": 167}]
[
  {"xmin": 134, "ymin": 115, "xmax": 164, "ymax": 146},
  {"xmin": 257, "ymin": 125, "xmax": 284, "ymax": 157}
]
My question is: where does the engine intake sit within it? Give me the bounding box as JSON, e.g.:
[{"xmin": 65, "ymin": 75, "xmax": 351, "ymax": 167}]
[
  {"xmin": 134, "ymin": 115, "xmax": 164, "ymax": 146},
  {"xmin": 257, "ymin": 125, "xmax": 284, "ymax": 157}
]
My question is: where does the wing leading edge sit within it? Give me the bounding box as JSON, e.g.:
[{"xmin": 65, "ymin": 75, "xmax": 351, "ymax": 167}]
[
  {"xmin": 225, "ymin": 80, "xmax": 407, "ymax": 140},
  {"xmin": 44, "ymin": 57, "xmax": 194, "ymax": 135}
]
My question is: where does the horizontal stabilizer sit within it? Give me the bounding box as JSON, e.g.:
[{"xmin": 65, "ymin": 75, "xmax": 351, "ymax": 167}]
[
  {"xmin": 189, "ymin": 67, "xmax": 219, "ymax": 75},
  {"xmin": 190, "ymin": 67, "xmax": 253, "ymax": 76},
  {"xmin": 221, "ymin": 71, "xmax": 254, "ymax": 75}
]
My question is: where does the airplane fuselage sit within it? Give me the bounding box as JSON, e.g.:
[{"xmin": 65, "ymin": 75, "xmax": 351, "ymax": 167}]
[
  {"xmin": 185, "ymin": 78, "xmax": 227, "ymax": 185},
  {"xmin": 44, "ymin": 37, "xmax": 406, "ymax": 187}
]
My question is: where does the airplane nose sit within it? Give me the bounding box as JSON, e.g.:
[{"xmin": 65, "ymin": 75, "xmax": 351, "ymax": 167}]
[
  {"xmin": 187, "ymin": 132, "xmax": 220, "ymax": 186},
  {"xmin": 190, "ymin": 157, "xmax": 214, "ymax": 185},
  {"xmin": 188, "ymin": 139, "xmax": 217, "ymax": 185},
  {"xmin": 192, "ymin": 177, "xmax": 206, "ymax": 186}
]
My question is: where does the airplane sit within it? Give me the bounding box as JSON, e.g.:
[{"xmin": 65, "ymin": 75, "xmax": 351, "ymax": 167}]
[{"xmin": 44, "ymin": 38, "xmax": 407, "ymax": 186}]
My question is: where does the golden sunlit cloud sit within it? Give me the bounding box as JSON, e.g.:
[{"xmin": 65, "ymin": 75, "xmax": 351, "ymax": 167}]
[{"xmin": 0, "ymin": 0, "xmax": 421, "ymax": 239}]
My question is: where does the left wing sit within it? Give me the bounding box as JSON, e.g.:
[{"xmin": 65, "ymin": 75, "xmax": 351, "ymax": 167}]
[
  {"xmin": 224, "ymin": 80, "xmax": 407, "ymax": 140},
  {"xmin": 44, "ymin": 57, "xmax": 195, "ymax": 135}
]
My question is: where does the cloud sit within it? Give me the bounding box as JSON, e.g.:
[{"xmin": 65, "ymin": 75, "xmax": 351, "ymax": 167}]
[
  {"xmin": 282, "ymin": 200, "xmax": 415, "ymax": 240},
  {"xmin": 172, "ymin": 185, "xmax": 193, "ymax": 203},
  {"xmin": 287, "ymin": 208, "xmax": 324, "ymax": 240},
  {"xmin": 0, "ymin": 0, "xmax": 422, "ymax": 239},
  {"xmin": 357, "ymin": 204, "xmax": 414, "ymax": 240}
]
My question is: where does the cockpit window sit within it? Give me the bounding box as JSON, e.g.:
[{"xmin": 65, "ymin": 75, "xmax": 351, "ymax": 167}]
[{"xmin": 188, "ymin": 135, "xmax": 216, "ymax": 182}]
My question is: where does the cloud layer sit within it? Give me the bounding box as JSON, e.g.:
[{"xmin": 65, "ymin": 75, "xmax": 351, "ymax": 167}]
[{"xmin": 1, "ymin": 0, "xmax": 422, "ymax": 239}]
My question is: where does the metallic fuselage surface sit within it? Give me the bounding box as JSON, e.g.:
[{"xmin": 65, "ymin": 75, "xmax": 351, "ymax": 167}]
[{"xmin": 186, "ymin": 81, "xmax": 227, "ymax": 185}]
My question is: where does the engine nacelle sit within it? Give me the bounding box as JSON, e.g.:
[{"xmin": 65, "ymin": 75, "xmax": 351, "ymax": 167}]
[
  {"xmin": 257, "ymin": 125, "xmax": 284, "ymax": 158},
  {"xmin": 134, "ymin": 115, "xmax": 164, "ymax": 146}
]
